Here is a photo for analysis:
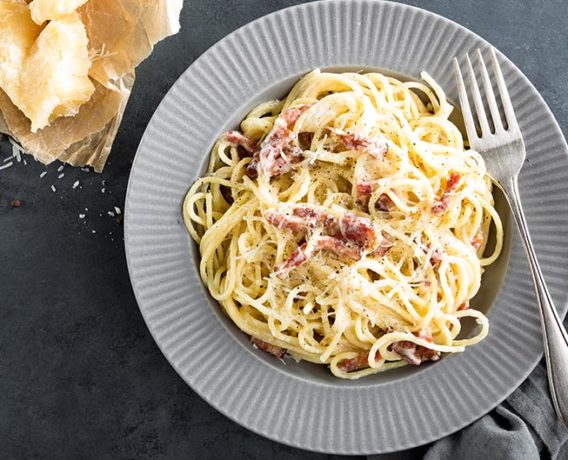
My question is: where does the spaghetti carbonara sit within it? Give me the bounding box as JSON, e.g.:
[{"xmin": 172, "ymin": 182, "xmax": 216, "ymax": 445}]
[{"xmin": 183, "ymin": 70, "xmax": 503, "ymax": 379}]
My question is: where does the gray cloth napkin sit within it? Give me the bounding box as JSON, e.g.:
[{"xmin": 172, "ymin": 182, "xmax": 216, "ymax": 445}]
[{"xmin": 369, "ymin": 360, "xmax": 568, "ymax": 460}]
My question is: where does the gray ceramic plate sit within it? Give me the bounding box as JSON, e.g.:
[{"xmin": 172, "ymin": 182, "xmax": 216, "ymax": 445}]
[{"xmin": 125, "ymin": 0, "xmax": 568, "ymax": 454}]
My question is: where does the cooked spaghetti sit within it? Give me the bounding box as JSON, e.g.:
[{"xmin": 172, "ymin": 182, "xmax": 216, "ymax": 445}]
[{"xmin": 183, "ymin": 69, "xmax": 503, "ymax": 379}]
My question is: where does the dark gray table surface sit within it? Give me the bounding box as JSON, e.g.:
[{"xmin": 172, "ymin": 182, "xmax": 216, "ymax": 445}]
[{"xmin": 1, "ymin": 1, "xmax": 567, "ymax": 458}]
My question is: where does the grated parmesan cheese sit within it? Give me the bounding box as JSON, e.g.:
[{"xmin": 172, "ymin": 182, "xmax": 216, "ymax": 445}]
[{"xmin": 12, "ymin": 145, "xmax": 21, "ymax": 162}]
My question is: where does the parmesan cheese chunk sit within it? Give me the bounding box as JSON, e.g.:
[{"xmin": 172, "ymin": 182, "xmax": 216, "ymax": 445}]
[
  {"xmin": 0, "ymin": 1, "xmax": 94, "ymax": 132},
  {"xmin": 22, "ymin": 13, "xmax": 94, "ymax": 132},
  {"xmin": 29, "ymin": 0, "xmax": 89, "ymax": 25},
  {"xmin": 0, "ymin": 2, "xmax": 42, "ymax": 80}
]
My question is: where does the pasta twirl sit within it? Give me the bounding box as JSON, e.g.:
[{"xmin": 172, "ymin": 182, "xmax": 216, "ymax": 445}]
[{"xmin": 183, "ymin": 69, "xmax": 503, "ymax": 379}]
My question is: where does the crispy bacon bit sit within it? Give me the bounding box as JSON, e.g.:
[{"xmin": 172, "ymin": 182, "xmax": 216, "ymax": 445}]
[
  {"xmin": 246, "ymin": 160, "xmax": 259, "ymax": 179},
  {"xmin": 431, "ymin": 200, "xmax": 448, "ymax": 215},
  {"xmin": 298, "ymin": 132, "xmax": 314, "ymax": 150},
  {"xmin": 471, "ymin": 231, "xmax": 484, "ymax": 251},
  {"xmin": 446, "ymin": 171, "xmax": 462, "ymax": 192},
  {"xmin": 224, "ymin": 131, "xmax": 259, "ymax": 178},
  {"xmin": 356, "ymin": 185, "xmax": 394, "ymax": 212},
  {"xmin": 292, "ymin": 207, "xmax": 322, "ymax": 229},
  {"xmin": 430, "ymin": 246, "xmax": 443, "ymax": 267},
  {"xmin": 340, "ymin": 213, "xmax": 377, "ymax": 249},
  {"xmin": 375, "ymin": 193, "xmax": 393, "ymax": 212},
  {"xmin": 356, "ymin": 182, "xmax": 373, "ymax": 206},
  {"xmin": 390, "ymin": 341, "xmax": 440, "ymax": 366},
  {"xmin": 416, "ymin": 346, "xmax": 440, "ymax": 363},
  {"xmin": 9, "ymin": 199, "xmax": 21, "ymax": 208},
  {"xmin": 247, "ymin": 105, "xmax": 311, "ymax": 178},
  {"xmin": 375, "ymin": 193, "xmax": 394, "ymax": 212},
  {"xmin": 274, "ymin": 237, "xmax": 361, "ymax": 278},
  {"xmin": 458, "ymin": 302, "xmax": 469, "ymax": 311},
  {"xmin": 274, "ymin": 243, "xmax": 310, "ymax": 278},
  {"xmin": 432, "ymin": 171, "xmax": 462, "ymax": 215},
  {"xmin": 281, "ymin": 106, "xmax": 310, "ymax": 126},
  {"xmin": 225, "ymin": 131, "xmax": 258, "ymax": 155},
  {"xmin": 334, "ymin": 129, "xmax": 389, "ymax": 159},
  {"xmin": 267, "ymin": 207, "xmax": 377, "ymax": 250},
  {"xmin": 371, "ymin": 232, "xmax": 393, "ymax": 258},
  {"xmin": 315, "ymin": 236, "xmax": 362, "ymax": 261},
  {"xmin": 250, "ymin": 336, "xmax": 287, "ymax": 359},
  {"xmin": 268, "ymin": 206, "xmax": 379, "ymax": 277},
  {"xmin": 337, "ymin": 353, "xmax": 369, "ymax": 372},
  {"xmin": 265, "ymin": 210, "xmax": 309, "ymax": 234},
  {"xmin": 337, "ymin": 351, "xmax": 382, "ymax": 373}
]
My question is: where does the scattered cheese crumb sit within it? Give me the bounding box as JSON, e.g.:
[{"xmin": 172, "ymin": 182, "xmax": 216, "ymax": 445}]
[
  {"xmin": 2, "ymin": 156, "xmax": 12, "ymax": 163},
  {"xmin": 79, "ymin": 214, "xmax": 85, "ymax": 219},
  {"xmin": 40, "ymin": 171, "xmax": 47, "ymax": 178},
  {"xmin": 12, "ymin": 145, "xmax": 21, "ymax": 162},
  {"xmin": 72, "ymin": 180, "xmax": 80, "ymax": 189},
  {"xmin": 23, "ymin": 159, "xmax": 27, "ymax": 166},
  {"xmin": 58, "ymin": 173, "xmax": 64, "ymax": 179},
  {"xmin": 57, "ymin": 165, "xmax": 64, "ymax": 172},
  {"xmin": 92, "ymin": 230, "xmax": 96, "ymax": 234},
  {"xmin": 101, "ymin": 188, "xmax": 105, "ymax": 193},
  {"xmin": 81, "ymin": 167, "xmax": 89, "ymax": 172},
  {"xmin": 114, "ymin": 207, "xmax": 121, "ymax": 215},
  {"xmin": 0, "ymin": 162, "xmax": 13, "ymax": 170},
  {"xmin": 51, "ymin": 185, "xmax": 56, "ymax": 192},
  {"xmin": 107, "ymin": 211, "xmax": 115, "ymax": 217}
]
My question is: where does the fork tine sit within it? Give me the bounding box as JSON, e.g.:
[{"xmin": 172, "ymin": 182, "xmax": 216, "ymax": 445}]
[
  {"xmin": 476, "ymin": 49, "xmax": 503, "ymax": 132},
  {"xmin": 465, "ymin": 53, "xmax": 491, "ymax": 136},
  {"xmin": 453, "ymin": 58, "xmax": 478, "ymax": 142},
  {"xmin": 489, "ymin": 47, "xmax": 519, "ymax": 131}
]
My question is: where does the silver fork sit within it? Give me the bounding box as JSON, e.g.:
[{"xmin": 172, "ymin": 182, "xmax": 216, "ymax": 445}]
[{"xmin": 454, "ymin": 48, "xmax": 568, "ymax": 428}]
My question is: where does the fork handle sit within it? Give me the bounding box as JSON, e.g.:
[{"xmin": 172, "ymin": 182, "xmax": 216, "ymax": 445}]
[{"xmin": 502, "ymin": 176, "xmax": 568, "ymax": 429}]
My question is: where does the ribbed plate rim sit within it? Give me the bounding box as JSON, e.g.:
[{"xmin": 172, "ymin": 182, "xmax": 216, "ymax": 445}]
[{"xmin": 124, "ymin": 0, "xmax": 568, "ymax": 454}]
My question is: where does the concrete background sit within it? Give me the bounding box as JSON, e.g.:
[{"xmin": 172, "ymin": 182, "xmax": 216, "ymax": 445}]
[{"xmin": 1, "ymin": 1, "xmax": 567, "ymax": 458}]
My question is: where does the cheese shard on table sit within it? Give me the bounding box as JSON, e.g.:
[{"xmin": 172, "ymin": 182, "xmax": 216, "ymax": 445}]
[
  {"xmin": 22, "ymin": 13, "xmax": 95, "ymax": 132},
  {"xmin": 29, "ymin": 0, "xmax": 89, "ymax": 25},
  {"xmin": 0, "ymin": 1, "xmax": 95, "ymax": 133}
]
